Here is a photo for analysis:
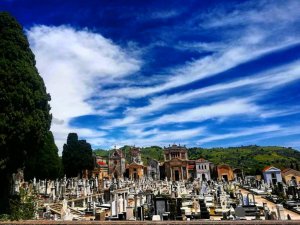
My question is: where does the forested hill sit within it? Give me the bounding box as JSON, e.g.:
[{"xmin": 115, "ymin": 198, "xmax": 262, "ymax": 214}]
[{"xmin": 93, "ymin": 145, "xmax": 300, "ymax": 175}]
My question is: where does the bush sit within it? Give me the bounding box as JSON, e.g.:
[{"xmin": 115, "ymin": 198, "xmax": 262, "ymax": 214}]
[{"xmin": 9, "ymin": 188, "xmax": 37, "ymax": 221}]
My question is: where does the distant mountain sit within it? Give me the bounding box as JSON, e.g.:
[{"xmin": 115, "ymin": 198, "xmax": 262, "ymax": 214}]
[{"xmin": 93, "ymin": 145, "xmax": 300, "ymax": 175}]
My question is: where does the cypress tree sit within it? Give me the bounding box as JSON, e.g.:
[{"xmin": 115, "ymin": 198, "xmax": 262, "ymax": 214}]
[
  {"xmin": 0, "ymin": 12, "xmax": 52, "ymax": 213},
  {"xmin": 62, "ymin": 133, "xmax": 94, "ymax": 177}
]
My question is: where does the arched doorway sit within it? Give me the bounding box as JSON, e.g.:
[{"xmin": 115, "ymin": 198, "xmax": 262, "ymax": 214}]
[{"xmin": 175, "ymin": 170, "xmax": 180, "ymax": 181}]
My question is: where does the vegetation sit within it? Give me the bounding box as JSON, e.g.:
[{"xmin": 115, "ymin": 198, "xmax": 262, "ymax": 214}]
[
  {"xmin": 24, "ymin": 131, "xmax": 62, "ymax": 180},
  {"xmin": 94, "ymin": 145, "xmax": 300, "ymax": 174},
  {"xmin": 188, "ymin": 145, "xmax": 300, "ymax": 175},
  {"xmin": 0, "ymin": 12, "xmax": 53, "ymax": 214},
  {"xmin": 62, "ymin": 133, "xmax": 94, "ymax": 177},
  {"xmin": 9, "ymin": 187, "xmax": 37, "ymax": 221},
  {"xmin": 94, "ymin": 145, "xmax": 164, "ymax": 164}
]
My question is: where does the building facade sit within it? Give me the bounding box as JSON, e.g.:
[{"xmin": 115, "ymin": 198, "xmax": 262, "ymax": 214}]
[
  {"xmin": 147, "ymin": 158, "xmax": 160, "ymax": 180},
  {"xmin": 217, "ymin": 164, "xmax": 234, "ymax": 181},
  {"xmin": 195, "ymin": 158, "xmax": 211, "ymax": 181},
  {"xmin": 92, "ymin": 156, "xmax": 109, "ymax": 181},
  {"xmin": 127, "ymin": 147, "xmax": 144, "ymax": 180},
  {"xmin": 163, "ymin": 144, "xmax": 189, "ymax": 181},
  {"xmin": 109, "ymin": 148, "xmax": 126, "ymax": 179},
  {"xmin": 281, "ymin": 168, "xmax": 300, "ymax": 186},
  {"xmin": 262, "ymin": 166, "xmax": 282, "ymax": 185}
]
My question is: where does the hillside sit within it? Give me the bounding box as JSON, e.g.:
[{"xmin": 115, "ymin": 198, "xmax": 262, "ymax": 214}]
[{"xmin": 93, "ymin": 145, "xmax": 300, "ymax": 175}]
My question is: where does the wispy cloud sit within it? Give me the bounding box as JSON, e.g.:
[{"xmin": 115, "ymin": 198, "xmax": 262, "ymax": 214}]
[
  {"xmin": 125, "ymin": 61, "xmax": 300, "ymax": 117},
  {"xmin": 25, "ymin": 0, "xmax": 300, "ymax": 150},
  {"xmin": 197, "ymin": 125, "xmax": 281, "ymax": 144}
]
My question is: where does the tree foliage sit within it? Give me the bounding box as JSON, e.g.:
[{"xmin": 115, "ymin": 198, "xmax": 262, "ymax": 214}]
[
  {"xmin": 24, "ymin": 131, "xmax": 62, "ymax": 180},
  {"xmin": 62, "ymin": 133, "xmax": 94, "ymax": 177},
  {"xmin": 0, "ymin": 12, "xmax": 52, "ymax": 213}
]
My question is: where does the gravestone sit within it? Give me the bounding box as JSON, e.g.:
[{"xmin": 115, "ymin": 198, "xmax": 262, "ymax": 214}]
[
  {"xmin": 111, "ymin": 200, "xmax": 117, "ymax": 216},
  {"xmin": 137, "ymin": 206, "xmax": 144, "ymax": 220},
  {"xmin": 235, "ymin": 206, "xmax": 246, "ymax": 218},
  {"xmin": 155, "ymin": 197, "xmax": 167, "ymax": 218},
  {"xmin": 126, "ymin": 207, "xmax": 134, "ymax": 220},
  {"xmin": 276, "ymin": 204, "xmax": 285, "ymax": 220}
]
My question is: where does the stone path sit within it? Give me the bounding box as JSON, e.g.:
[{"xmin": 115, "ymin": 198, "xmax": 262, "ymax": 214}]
[{"xmin": 239, "ymin": 188, "xmax": 300, "ymax": 220}]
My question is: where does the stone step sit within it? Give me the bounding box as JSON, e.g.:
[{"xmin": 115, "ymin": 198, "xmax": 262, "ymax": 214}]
[{"xmin": 48, "ymin": 203, "xmax": 83, "ymax": 216}]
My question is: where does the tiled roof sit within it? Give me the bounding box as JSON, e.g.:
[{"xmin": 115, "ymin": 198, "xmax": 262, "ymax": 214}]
[
  {"xmin": 262, "ymin": 165, "xmax": 280, "ymax": 172},
  {"xmin": 97, "ymin": 161, "xmax": 107, "ymax": 166},
  {"xmin": 282, "ymin": 168, "xmax": 300, "ymax": 176},
  {"xmin": 196, "ymin": 158, "xmax": 208, "ymax": 162}
]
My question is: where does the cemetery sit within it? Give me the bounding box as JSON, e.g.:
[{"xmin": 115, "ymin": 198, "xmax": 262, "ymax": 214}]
[{"xmin": 8, "ymin": 145, "xmax": 300, "ymax": 222}]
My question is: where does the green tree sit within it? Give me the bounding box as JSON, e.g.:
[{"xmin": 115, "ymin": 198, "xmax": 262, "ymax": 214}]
[
  {"xmin": 24, "ymin": 131, "xmax": 62, "ymax": 180},
  {"xmin": 0, "ymin": 12, "xmax": 51, "ymax": 213},
  {"xmin": 62, "ymin": 133, "xmax": 94, "ymax": 177}
]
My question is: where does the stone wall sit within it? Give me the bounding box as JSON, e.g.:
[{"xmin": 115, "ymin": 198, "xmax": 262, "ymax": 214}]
[{"xmin": 1, "ymin": 221, "xmax": 300, "ymax": 225}]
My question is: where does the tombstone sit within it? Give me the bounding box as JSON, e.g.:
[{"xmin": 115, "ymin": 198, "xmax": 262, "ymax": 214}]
[
  {"xmin": 111, "ymin": 200, "xmax": 117, "ymax": 216},
  {"xmin": 222, "ymin": 211, "xmax": 228, "ymax": 220},
  {"xmin": 235, "ymin": 206, "xmax": 246, "ymax": 218},
  {"xmin": 152, "ymin": 215, "xmax": 161, "ymax": 221},
  {"xmin": 118, "ymin": 195, "xmax": 124, "ymax": 212},
  {"xmin": 126, "ymin": 207, "xmax": 134, "ymax": 220},
  {"xmin": 229, "ymin": 206, "xmax": 235, "ymax": 217},
  {"xmin": 137, "ymin": 206, "xmax": 144, "ymax": 221},
  {"xmin": 104, "ymin": 189, "xmax": 110, "ymax": 202},
  {"xmin": 263, "ymin": 203, "xmax": 270, "ymax": 220},
  {"xmin": 220, "ymin": 192, "xmax": 227, "ymax": 210},
  {"xmin": 270, "ymin": 211, "xmax": 277, "ymax": 220},
  {"xmin": 176, "ymin": 198, "xmax": 183, "ymax": 218},
  {"xmin": 154, "ymin": 197, "xmax": 167, "ymax": 218},
  {"xmin": 51, "ymin": 187, "xmax": 56, "ymax": 201},
  {"xmin": 276, "ymin": 204, "xmax": 286, "ymax": 220}
]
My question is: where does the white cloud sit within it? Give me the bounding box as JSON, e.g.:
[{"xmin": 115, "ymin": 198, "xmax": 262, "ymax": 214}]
[
  {"xmin": 114, "ymin": 127, "xmax": 205, "ymax": 147},
  {"xmin": 200, "ymin": 0, "xmax": 300, "ymax": 29},
  {"xmin": 150, "ymin": 98, "xmax": 260, "ymax": 125},
  {"xmin": 99, "ymin": 39, "xmax": 299, "ymax": 99},
  {"xmin": 27, "ymin": 25, "xmax": 141, "ymax": 152},
  {"xmin": 197, "ymin": 125, "xmax": 281, "ymax": 144},
  {"xmin": 125, "ymin": 61, "xmax": 300, "ymax": 117},
  {"xmin": 25, "ymin": 1, "xmax": 300, "ymax": 150}
]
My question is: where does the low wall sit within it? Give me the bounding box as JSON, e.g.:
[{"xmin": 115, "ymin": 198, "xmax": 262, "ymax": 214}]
[{"xmin": 1, "ymin": 221, "xmax": 300, "ymax": 225}]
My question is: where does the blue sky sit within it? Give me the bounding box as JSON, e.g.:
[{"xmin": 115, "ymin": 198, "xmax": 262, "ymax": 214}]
[{"xmin": 2, "ymin": 0, "xmax": 300, "ymax": 152}]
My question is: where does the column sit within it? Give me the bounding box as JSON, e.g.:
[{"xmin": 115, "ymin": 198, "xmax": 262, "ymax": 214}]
[{"xmin": 185, "ymin": 164, "xmax": 189, "ymax": 179}]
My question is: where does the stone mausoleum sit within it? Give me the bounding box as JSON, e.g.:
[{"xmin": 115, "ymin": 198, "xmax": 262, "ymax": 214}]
[{"xmin": 163, "ymin": 144, "xmax": 190, "ymax": 181}]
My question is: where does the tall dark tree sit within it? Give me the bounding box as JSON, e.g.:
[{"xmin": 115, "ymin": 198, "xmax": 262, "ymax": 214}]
[
  {"xmin": 0, "ymin": 12, "xmax": 52, "ymax": 213},
  {"xmin": 62, "ymin": 133, "xmax": 94, "ymax": 177},
  {"xmin": 24, "ymin": 131, "xmax": 62, "ymax": 180}
]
